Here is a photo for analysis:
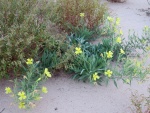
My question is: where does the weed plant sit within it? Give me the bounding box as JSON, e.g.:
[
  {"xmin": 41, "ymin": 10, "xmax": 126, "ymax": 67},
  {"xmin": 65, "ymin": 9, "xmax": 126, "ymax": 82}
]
[
  {"xmin": 5, "ymin": 59, "xmax": 51, "ymax": 109},
  {"xmin": 130, "ymin": 87, "xmax": 150, "ymax": 113}
]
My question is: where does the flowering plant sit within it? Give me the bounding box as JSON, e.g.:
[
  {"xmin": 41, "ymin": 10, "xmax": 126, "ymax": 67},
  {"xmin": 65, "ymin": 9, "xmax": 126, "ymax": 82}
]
[{"xmin": 5, "ymin": 59, "xmax": 52, "ymax": 109}]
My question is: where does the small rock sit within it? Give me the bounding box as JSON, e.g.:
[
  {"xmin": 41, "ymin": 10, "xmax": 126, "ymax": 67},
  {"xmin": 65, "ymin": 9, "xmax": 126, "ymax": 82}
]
[{"xmin": 54, "ymin": 107, "xmax": 58, "ymax": 110}]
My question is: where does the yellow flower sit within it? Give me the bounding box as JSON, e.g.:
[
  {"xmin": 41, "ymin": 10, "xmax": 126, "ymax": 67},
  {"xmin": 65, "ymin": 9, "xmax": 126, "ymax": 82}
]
[
  {"xmin": 100, "ymin": 53, "xmax": 103, "ymax": 57},
  {"xmin": 19, "ymin": 102, "xmax": 26, "ymax": 109},
  {"xmin": 125, "ymin": 79, "xmax": 130, "ymax": 84},
  {"xmin": 144, "ymin": 26, "xmax": 149, "ymax": 31},
  {"xmin": 138, "ymin": 81, "xmax": 142, "ymax": 84},
  {"xmin": 104, "ymin": 70, "xmax": 113, "ymax": 78},
  {"xmin": 44, "ymin": 68, "xmax": 52, "ymax": 77},
  {"xmin": 116, "ymin": 17, "xmax": 120, "ymax": 25},
  {"xmin": 75, "ymin": 47, "xmax": 82, "ymax": 55},
  {"xmin": 93, "ymin": 72, "xmax": 100, "ymax": 81},
  {"xmin": 116, "ymin": 37, "xmax": 121, "ymax": 43},
  {"xmin": 141, "ymin": 39, "xmax": 146, "ymax": 44},
  {"xmin": 5, "ymin": 87, "xmax": 12, "ymax": 94},
  {"xmin": 18, "ymin": 91, "xmax": 26, "ymax": 100},
  {"xmin": 106, "ymin": 51, "xmax": 113, "ymax": 58},
  {"xmin": 146, "ymin": 46, "xmax": 150, "ymax": 51},
  {"xmin": 23, "ymin": 76, "xmax": 27, "ymax": 79},
  {"xmin": 42, "ymin": 86, "xmax": 48, "ymax": 93},
  {"xmin": 26, "ymin": 58, "xmax": 33, "ymax": 65},
  {"xmin": 107, "ymin": 16, "xmax": 114, "ymax": 22},
  {"xmin": 80, "ymin": 13, "xmax": 85, "ymax": 17},
  {"xmin": 120, "ymin": 48, "xmax": 125, "ymax": 54},
  {"xmin": 135, "ymin": 61, "xmax": 141, "ymax": 67},
  {"xmin": 120, "ymin": 30, "xmax": 123, "ymax": 35}
]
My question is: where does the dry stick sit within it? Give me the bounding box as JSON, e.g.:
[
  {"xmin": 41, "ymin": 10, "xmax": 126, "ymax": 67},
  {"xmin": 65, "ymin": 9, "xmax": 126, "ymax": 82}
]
[{"xmin": 0, "ymin": 108, "xmax": 5, "ymax": 113}]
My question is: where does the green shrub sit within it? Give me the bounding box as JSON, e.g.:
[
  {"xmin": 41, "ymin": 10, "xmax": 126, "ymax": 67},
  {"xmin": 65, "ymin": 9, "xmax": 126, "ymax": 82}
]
[
  {"xmin": 40, "ymin": 35, "xmax": 75, "ymax": 71},
  {"xmin": 0, "ymin": 0, "xmax": 47, "ymax": 78},
  {"xmin": 49, "ymin": 0, "xmax": 107, "ymax": 34}
]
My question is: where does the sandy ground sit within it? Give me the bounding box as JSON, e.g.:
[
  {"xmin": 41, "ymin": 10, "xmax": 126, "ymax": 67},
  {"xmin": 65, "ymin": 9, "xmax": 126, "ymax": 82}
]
[{"xmin": 0, "ymin": 0, "xmax": 150, "ymax": 113}]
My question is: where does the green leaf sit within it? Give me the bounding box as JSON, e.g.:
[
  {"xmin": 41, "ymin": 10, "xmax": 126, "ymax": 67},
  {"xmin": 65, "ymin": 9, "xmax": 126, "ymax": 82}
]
[{"xmin": 113, "ymin": 80, "xmax": 118, "ymax": 88}]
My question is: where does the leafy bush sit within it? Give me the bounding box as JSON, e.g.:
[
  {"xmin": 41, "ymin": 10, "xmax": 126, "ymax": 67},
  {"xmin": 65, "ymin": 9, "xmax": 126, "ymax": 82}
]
[
  {"xmin": 0, "ymin": 0, "xmax": 36, "ymax": 36},
  {"xmin": 0, "ymin": 0, "xmax": 47, "ymax": 78},
  {"xmin": 48, "ymin": 0, "xmax": 107, "ymax": 35}
]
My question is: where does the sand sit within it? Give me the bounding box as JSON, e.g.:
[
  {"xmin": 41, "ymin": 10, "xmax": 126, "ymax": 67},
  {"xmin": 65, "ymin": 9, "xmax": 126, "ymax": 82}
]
[{"xmin": 0, "ymin": 0, "xmax": 150, "ymax": 113}]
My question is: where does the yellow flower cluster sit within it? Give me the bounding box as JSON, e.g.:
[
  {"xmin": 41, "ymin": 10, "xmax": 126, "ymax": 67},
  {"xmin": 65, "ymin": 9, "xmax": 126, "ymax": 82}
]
[
  {"xmin": 75, "ymin": 47, "xmax": 82, "ymax": 55},
  {"xmin": 92, "ymin": 72, "xmax": 100, "ymax": 81}
]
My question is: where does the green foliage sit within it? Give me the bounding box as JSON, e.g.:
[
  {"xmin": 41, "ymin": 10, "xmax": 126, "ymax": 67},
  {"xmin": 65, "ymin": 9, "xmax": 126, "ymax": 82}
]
[
  {"xmin": 110, "ymin": 56, "xmax": 150, "ymax": 86},
  {"xmin": 67, "ymin": 33, "xmax": 86, "ymax": 45},
  {"xmin": 40, "ymin": 50, "xmax": 60, "ymax": 69},
  {"xmin": 40, "ymin": 35, "xmax": 75, "ymax": 70},
  {"xmin": 124, "ymin": 27, "xmax": 150, "ymax": 55},
  {"xmin": 72, "ymin": 26, "xmax": 95, "ymax": 41},
  {"xmin": 70, "ymin": 53, "xmax": 106, "ymax": 83}
]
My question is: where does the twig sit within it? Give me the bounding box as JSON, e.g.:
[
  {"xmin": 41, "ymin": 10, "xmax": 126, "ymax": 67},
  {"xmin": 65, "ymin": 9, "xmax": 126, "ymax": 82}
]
[{"xmin": 0, "ymin": 108, "xmax": 5, "ymax": 113}]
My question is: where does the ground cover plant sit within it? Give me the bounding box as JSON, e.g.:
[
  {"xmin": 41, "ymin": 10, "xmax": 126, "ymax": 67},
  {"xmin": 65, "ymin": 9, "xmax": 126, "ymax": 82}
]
[
  {"xmin": 130, "ymin": 86, "xmax": 150, "ymax": 113},
  {"xmin": 2, "ymin": 0, "xmax": 150, "ymax": 110},
  {"xmin": 67, "ymin": 16, "xmax": 150, "ymax": 86}
]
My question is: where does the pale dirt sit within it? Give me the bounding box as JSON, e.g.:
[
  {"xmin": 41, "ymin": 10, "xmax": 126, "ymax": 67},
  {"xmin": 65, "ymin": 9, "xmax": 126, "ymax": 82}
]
[{"xmin": 0, "ymin": 0, "xmax": 150, "ymax": 113}]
